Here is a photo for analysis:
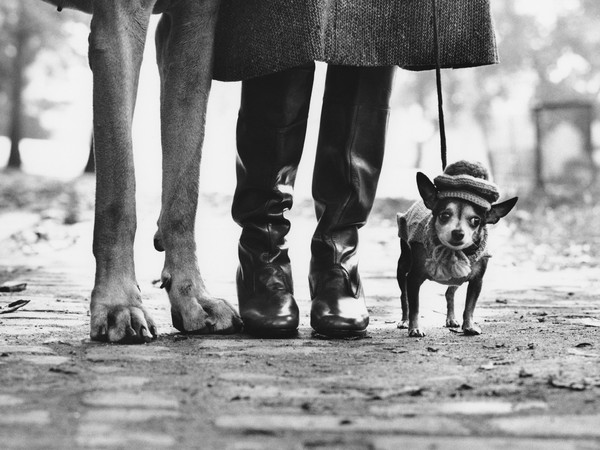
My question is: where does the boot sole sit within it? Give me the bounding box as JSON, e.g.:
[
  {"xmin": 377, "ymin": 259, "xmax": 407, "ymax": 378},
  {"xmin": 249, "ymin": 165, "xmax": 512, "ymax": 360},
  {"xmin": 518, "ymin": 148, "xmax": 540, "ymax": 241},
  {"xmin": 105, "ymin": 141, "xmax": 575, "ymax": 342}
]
[
  {"xmin": 243, "ymin": 325, "xmax": 299, "ymax": 339},
  {"xmin": 311, "ymin": 328, "xmax": 367, "ymax": 339}
]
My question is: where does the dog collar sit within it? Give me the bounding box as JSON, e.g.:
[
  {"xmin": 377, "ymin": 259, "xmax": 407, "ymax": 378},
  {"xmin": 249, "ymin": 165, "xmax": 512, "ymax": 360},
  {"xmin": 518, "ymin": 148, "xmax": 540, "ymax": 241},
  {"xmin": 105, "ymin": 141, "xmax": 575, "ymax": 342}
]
[{"xmin": 423, "ymin": 217, "xmax": 489, "ymax": 284}]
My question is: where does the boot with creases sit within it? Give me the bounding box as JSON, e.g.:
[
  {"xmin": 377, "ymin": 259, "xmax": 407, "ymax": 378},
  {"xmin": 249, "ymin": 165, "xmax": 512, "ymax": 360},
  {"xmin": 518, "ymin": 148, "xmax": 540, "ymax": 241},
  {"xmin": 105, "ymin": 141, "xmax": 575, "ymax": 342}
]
[
  {"xmin": 309, "ymin": 65, "xmax": 395, "ymax": 338},
  {"xmin": 232, "ymin": 63, "xmax": 315, "ymax": 337}
]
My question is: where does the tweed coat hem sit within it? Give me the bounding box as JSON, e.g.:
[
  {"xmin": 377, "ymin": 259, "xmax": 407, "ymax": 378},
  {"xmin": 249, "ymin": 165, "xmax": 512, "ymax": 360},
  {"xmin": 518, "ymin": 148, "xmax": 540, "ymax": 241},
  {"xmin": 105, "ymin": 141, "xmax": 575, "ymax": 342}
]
[{"xmin": 213, "ymin": 0, "xmax": 498, "ymax": 82}]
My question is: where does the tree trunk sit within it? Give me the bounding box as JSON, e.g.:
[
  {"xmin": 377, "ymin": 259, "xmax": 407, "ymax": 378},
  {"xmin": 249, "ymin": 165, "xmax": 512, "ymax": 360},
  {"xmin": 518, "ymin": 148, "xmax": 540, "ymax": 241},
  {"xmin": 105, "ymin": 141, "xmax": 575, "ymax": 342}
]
[{"xmin": 7, "ymin": 5, "xmax": 28, "ymax": 170}]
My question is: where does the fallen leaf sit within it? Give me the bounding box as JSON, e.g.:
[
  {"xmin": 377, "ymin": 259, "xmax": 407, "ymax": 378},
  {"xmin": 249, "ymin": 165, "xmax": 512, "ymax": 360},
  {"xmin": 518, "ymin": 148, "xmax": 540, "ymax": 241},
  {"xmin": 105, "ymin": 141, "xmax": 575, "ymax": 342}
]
[
  {"xmin": 368, "ymin": 386, "xmax": 424, "ymax": 400},
  {"xmin": 49, "ymin": 366, "xmax": 79, "ymax": 375},
  {"xmin": 390, "ymin": 349, "xmax": 408, "ymax": 354},
  {"xmin": 0, "ymin": 299, "xmax": 30, "ymax": 314},
  {"xmin": 567, "ymin": 348, "xmax": 599, "ymax": 358},
  {"xmin": 518, "ymin": 368, "xmax": 534, "ymax": 378},
  {"xmin": 548, "ymin": 375, "xmax": 588, "ymax": 391},
  {"xmin": 567, "ymin": 318, "xmax": 600, "ymax": 328},
  {"xmin": 0, "ymin": 281, "xmax": 27, "ymax": 293}
]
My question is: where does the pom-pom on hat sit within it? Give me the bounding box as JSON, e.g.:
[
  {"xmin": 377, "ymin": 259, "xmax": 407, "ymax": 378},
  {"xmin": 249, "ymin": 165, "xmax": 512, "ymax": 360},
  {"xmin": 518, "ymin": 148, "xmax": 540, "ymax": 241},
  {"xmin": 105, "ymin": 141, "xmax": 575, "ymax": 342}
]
[{"xmin": 433, "ymin": 161, "xmax": 499, "ymax": 211}]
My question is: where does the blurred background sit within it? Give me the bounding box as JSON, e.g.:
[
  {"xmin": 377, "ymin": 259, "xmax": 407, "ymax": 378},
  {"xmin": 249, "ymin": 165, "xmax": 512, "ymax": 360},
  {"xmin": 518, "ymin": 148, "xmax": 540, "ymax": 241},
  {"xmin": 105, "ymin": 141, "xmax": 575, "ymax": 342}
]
[
  {"xmin": 1, "ymin": 0, "xmax": 600, "ymax": 278},
  {"xmin": 2, "ymin": 0, "xmax": 600, "ymax": 198}
]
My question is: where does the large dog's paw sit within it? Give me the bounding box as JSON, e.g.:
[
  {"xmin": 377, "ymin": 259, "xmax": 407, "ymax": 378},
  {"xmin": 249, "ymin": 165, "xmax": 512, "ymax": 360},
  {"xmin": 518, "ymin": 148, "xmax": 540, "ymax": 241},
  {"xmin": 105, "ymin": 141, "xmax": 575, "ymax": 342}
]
[
  {"xmin": 170, "ymin": 296, "xmax": 243, "ymax": 334},
  {"xmin": 163, "ymin": 274, "xmax": 242, "ymax": 334},
  {"xmin": 90, "ymin": 285, "xmax": 157, "ymax": 344}
]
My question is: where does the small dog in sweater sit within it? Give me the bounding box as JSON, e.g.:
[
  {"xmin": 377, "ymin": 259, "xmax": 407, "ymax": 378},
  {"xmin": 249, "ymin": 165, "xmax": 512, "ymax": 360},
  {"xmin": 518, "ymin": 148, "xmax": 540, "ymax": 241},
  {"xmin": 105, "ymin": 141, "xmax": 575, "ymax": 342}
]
[{"xmin": 396, "ymin": 161, "xmax": 518, "ymax": 337}]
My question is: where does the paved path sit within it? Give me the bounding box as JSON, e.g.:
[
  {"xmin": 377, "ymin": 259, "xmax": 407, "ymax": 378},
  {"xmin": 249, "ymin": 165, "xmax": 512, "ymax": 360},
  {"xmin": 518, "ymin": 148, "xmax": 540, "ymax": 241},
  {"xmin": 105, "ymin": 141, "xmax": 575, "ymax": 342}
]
[{"xmin": 1, "ymin": 195, "xmax": 599, "ymax": 449}]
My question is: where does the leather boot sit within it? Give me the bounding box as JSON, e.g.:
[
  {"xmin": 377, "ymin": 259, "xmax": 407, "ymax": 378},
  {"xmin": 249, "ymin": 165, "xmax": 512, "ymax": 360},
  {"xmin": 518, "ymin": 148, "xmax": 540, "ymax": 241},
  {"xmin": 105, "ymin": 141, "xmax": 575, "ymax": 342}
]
[
  {"xmin": 310, "ymin": 65, "xmax": 395, "ymax": 338},
  {"xmin": 232, "ymin": 63, "xmax": 315, "ymax": 337}
]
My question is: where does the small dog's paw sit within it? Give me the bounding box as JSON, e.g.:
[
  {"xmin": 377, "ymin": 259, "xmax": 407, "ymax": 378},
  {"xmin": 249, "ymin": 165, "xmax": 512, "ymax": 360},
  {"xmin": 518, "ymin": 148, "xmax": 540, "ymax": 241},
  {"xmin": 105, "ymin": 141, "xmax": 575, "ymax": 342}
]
[
  {"xmin": 445, "ymin": 318, "xmax": 460, "ymax": 328},
  {"xmin": 397, "ymin": 320, "xmax": 409, "ymax": 329},
  {"xmin": 408, "ymin": 328, "xmax": 426, "ymax": 337},
  {"xmin": 462, "ymin": 323, "xmax": 482, "ymax": 335}
]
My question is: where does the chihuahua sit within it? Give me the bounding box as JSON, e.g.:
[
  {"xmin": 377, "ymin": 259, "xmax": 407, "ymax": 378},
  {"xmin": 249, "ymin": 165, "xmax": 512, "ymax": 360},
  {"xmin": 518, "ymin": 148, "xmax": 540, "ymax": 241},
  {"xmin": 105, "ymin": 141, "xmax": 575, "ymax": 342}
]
[{"xmin": 396, "ymin": 161, "xmax": 518, "ymax": 337}]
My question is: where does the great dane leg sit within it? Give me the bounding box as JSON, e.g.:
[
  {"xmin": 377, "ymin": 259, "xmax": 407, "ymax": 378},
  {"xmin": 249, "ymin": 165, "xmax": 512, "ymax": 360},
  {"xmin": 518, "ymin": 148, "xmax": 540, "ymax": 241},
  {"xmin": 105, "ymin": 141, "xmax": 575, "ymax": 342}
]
[
  {"xmin": 154, "ymin": 0, "xmax": 242, "ymax": 334},
  {"xmin": 88, "ymin": 1, "xmax": 157, "ymax": 343}
]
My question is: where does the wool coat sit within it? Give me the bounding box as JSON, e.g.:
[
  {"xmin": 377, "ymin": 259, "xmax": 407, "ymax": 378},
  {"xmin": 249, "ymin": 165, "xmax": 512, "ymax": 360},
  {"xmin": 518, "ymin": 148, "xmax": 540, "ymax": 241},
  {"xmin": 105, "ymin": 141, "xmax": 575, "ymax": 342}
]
[{"xmin": 213, "ymin": 0, "xmax": 498, "ymax": 81}]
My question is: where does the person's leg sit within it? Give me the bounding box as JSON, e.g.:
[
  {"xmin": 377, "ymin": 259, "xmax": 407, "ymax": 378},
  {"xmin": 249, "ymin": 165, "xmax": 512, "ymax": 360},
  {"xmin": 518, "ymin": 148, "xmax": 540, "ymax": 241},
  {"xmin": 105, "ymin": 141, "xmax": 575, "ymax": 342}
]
[
  {"xmin": 232, "ymin": 63, "xmax": 316, "ymax": 336},
  {"xmin": 310, "ymin": 64, "xmax": 396, "ymax": 338}
]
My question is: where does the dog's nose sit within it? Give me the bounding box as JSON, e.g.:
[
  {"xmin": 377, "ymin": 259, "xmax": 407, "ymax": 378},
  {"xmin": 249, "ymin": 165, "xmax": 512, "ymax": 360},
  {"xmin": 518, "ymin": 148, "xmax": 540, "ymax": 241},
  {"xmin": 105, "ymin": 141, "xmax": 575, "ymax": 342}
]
[{"xmin": 452, "ymin": 230, "xmax": 465, "ymax": 241}]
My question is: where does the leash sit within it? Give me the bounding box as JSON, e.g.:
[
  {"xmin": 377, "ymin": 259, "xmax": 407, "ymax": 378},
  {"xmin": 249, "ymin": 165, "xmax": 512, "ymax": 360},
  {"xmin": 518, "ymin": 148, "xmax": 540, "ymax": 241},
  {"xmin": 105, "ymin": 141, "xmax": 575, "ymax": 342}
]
[{"xmin": 431, "ymin": 0, "xmax": 447, "ymax": 170}]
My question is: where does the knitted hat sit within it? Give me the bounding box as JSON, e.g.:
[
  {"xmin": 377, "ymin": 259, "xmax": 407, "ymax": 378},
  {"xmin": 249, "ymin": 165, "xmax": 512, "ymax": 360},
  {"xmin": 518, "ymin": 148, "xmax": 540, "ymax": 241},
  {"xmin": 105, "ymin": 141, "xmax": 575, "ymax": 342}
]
[{"xmin": 433, "ymin": 161, "xmax": 499, "ymax": 211}]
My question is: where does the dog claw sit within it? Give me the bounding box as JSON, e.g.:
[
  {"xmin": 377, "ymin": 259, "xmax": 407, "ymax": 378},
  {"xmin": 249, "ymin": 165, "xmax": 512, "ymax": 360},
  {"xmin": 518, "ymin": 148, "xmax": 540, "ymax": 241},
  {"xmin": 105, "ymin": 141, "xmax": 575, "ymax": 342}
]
[
  {"xmin": 140, "ymin": 326, "xmax": 154, "ymax": 342},
  {"xmin": 160, "ymin": 275, "xmax": 172, "ymax": 292},
  {"xmin": 397, "ymin": 320, "xmax": 409, "ymax": 329}
]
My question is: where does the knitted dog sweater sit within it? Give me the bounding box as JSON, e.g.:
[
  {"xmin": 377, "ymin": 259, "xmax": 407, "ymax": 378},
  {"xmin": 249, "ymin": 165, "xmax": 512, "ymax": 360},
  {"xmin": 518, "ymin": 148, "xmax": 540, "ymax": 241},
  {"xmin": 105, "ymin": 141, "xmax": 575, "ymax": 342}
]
[{"xmin": 397, "ymin": 201, "xmax": 489, "ymax": 285}]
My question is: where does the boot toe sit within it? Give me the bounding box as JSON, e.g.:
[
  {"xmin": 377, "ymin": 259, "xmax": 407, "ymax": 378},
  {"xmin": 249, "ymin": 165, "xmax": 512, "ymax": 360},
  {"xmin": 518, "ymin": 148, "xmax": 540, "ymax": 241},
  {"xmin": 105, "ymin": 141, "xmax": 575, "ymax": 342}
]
[
  {"xmin": 310, "ymin": 297, "xmax": 369, "ymax": 338},
  {"xmin": 240, "ymin": 293, "xmax": 299, "ymax": 338},
  {"xmin": 243, "ymin": 310, "xmax": 299, "ymax": 337}
]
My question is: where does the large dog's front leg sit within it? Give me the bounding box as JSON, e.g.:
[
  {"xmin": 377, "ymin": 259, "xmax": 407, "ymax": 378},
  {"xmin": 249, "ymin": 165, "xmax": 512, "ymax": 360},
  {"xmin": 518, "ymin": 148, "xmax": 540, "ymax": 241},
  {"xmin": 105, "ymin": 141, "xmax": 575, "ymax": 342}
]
[
  {"xmin": 89, "ymin": 1, "xmax": 156, "ymax": 343},
  {"xmin": 154, "ymin": 0, "xmax": 242, "ymax": 334}
]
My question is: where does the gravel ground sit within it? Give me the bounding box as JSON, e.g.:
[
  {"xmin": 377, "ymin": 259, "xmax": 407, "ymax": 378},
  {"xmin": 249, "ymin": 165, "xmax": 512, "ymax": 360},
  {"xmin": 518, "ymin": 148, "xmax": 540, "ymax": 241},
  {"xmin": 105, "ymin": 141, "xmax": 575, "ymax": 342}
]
[{"xmin": 0, "ymin": 172, "xmax": 599, "ymax": 449}]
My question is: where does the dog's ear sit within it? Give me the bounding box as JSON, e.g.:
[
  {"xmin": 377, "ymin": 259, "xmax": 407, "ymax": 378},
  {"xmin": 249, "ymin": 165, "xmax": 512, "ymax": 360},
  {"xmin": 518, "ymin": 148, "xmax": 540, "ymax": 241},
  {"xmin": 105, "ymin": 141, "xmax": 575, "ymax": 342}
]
[
  {"xmin": 416, "ymin": 172, "xmax": 438, "ymax": 210},
  {"xmin": 486, "ymin": 197, "xmax": 518, "ymax": 225}
]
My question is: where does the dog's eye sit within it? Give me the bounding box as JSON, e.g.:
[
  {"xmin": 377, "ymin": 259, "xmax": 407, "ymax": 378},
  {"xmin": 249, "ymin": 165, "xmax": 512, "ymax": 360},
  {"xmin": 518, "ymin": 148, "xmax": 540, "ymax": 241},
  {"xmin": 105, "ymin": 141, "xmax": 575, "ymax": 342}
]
[
  {"xmin": 438, "ymin": 212, "xmax": 451, "ymax": 224},
  {"xmin": 469, "ymin": 217, "xmax": 481, "ymax": 228}
]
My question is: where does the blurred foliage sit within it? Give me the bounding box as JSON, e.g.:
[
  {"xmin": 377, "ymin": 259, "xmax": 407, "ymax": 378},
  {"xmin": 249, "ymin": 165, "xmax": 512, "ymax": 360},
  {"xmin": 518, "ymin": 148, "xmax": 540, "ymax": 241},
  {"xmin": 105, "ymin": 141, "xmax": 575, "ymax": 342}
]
[
  {"xmin": 395, "ymin": 0, "xmax": 600, "ymax": 132},
  {"xmin": 1, "ymin": 0, "xmax": 599, "ymax": 175},
  {"xmin": 492, "ymin": 0, "xmax": 600, "ymax": 102},
  {"xmin": 0, "ymin": 0, "xmax": 87, "ymax": 140}
]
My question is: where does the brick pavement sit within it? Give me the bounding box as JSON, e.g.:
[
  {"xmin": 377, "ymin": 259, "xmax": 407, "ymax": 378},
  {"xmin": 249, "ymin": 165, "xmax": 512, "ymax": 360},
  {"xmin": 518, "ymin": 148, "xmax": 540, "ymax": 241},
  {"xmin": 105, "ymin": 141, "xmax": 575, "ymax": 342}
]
[{"xmin": 1, "ymin": 198, "xmax": 600, "ymax": 449}]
